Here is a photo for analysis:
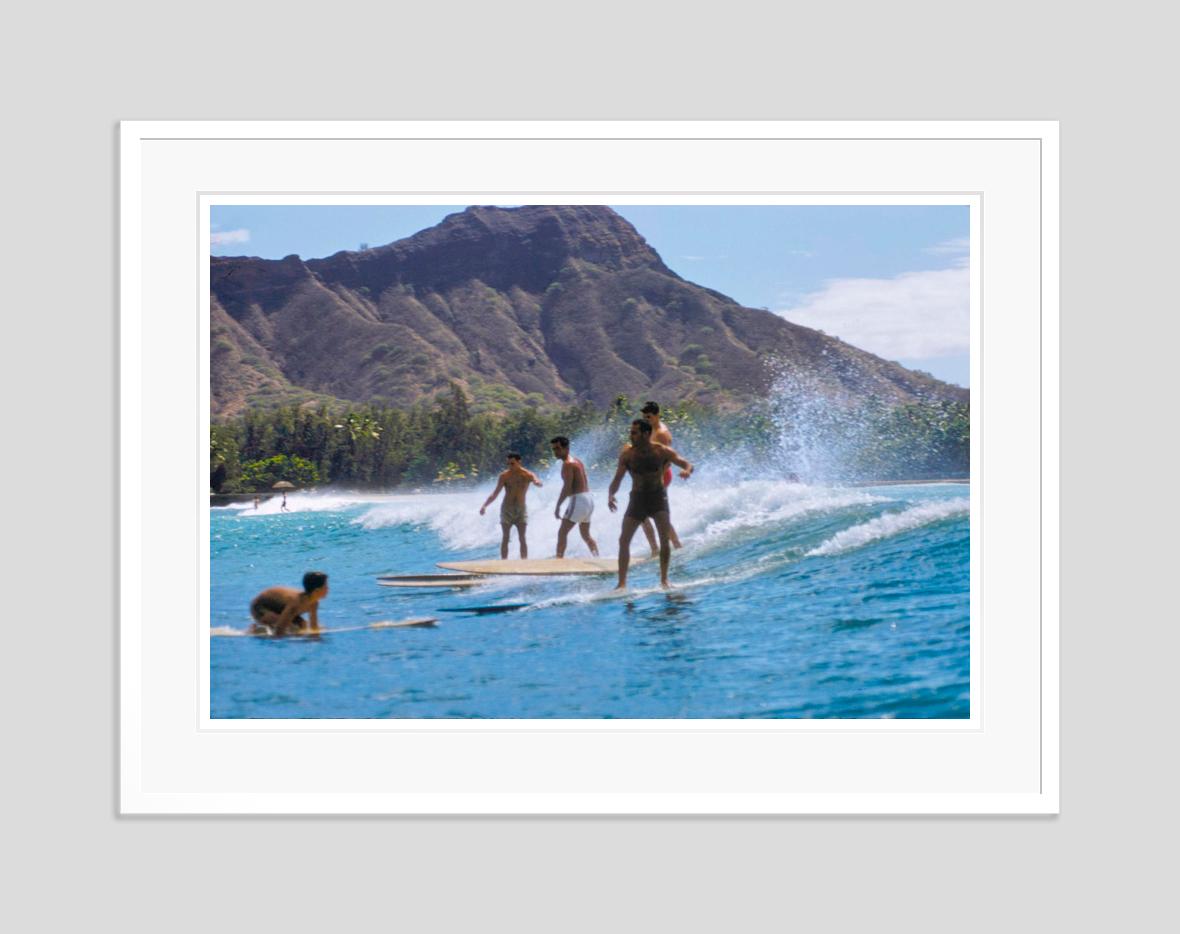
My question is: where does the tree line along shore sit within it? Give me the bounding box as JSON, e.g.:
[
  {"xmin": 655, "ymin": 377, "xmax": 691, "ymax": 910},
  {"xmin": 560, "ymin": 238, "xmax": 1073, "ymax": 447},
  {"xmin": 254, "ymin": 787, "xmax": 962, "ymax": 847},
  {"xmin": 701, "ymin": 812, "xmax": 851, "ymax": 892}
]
[{"xmin": 210, "ymin": 383, "xmax": 969, "ymax": 494}]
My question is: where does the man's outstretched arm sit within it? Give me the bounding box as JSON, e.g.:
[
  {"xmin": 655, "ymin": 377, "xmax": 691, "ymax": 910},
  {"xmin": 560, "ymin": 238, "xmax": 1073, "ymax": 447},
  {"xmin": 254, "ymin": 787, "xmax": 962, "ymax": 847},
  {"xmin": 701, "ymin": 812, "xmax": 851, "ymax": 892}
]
[
  {"xmin": 665, "ymin": 446, "xmax": 694, "ymax": 479},
  {"xmin": 480, "ymin": 478, "xmax": 505, "ymax": 514}
]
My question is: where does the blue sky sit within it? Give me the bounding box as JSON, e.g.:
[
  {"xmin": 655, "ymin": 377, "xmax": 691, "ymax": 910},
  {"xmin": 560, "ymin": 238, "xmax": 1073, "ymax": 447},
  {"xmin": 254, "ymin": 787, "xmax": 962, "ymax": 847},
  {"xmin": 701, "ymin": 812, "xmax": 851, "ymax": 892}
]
[{"xmin": 212, "ymin": 204, "xmax": 970, "ymax": 386}]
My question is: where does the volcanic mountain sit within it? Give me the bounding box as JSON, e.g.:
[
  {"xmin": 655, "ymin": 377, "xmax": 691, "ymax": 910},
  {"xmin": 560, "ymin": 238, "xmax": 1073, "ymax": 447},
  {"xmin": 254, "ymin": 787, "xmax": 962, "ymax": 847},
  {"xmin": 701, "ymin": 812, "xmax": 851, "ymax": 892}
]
[{"xmin": 210, "ymin": 205, "xmax": 967, "ymax": 417}]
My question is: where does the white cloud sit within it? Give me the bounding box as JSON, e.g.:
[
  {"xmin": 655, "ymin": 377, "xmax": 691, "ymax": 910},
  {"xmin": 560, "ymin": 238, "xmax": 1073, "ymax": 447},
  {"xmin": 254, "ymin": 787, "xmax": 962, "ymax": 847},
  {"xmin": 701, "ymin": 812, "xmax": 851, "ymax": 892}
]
[
  {"xmin": 211, "ymin": 228, "xmax": 250, "ymax": 246},
  {"xmin": 923, "ymin": 237, "xmax": 970, "ymax": 267},
  {"xmin": 775, "ymin": 265, "xmax": 969, "ymax": 360}
]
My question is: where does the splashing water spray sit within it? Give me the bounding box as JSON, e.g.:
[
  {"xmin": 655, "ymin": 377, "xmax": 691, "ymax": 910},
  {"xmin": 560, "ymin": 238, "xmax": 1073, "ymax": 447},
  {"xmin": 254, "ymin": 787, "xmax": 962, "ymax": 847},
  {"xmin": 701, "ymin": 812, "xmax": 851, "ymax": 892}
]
[{"xmin": 755, "ymin": 357, "xmax": 904, "ymax": 485}]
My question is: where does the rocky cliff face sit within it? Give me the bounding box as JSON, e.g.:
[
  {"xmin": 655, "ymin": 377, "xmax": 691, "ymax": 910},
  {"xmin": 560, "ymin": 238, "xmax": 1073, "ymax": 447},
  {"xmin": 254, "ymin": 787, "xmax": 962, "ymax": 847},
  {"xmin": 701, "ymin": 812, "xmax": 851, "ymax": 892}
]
[{"xmin": 211, "ymin": 205, "xmax": 967, "ymax": 417}]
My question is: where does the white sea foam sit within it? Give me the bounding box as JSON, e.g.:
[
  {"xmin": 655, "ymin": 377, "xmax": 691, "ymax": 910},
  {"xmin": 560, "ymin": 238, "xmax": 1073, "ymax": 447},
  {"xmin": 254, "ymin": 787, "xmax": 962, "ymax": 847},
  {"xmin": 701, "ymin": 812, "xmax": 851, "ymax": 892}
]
[
  {"xmin": 806, "ymin": 498, "xmax": 969, "ymax": 556},
  {"xmin": 235, "ymin": 490, "xmax": 393, "ymax": 516},
  {"xmin": 356, "ymin": 489, "xmax": 504, "ymax": 550},
  {"xmin": 670, "ymin": 480, "xmax": 884, "ymax": 551},
  {"xmin": 354, "ymin": 474, "xmax": 886, "ymax": 557},
  {"xmin": 523, "ymin": 568, "xmax": 753, "ymax": 611}
]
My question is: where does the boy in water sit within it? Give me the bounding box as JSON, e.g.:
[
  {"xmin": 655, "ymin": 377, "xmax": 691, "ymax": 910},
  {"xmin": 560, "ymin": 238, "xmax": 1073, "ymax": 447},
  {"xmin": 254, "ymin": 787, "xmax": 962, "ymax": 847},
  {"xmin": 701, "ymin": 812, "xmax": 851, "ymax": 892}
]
[
  {"xmin": 608, "ymin": 420, "xmax": 693, "ymax": 589},
  {"xmin": 248, "ymin": 570, "xmax": 329, "ymax": 636},
  {"xmin": 480, "ymin": 452, "xmax": 543, "ymax": 559},
  {"xmin": 550, "ymin": 435, "xmax": 598, "ymax": 558}
]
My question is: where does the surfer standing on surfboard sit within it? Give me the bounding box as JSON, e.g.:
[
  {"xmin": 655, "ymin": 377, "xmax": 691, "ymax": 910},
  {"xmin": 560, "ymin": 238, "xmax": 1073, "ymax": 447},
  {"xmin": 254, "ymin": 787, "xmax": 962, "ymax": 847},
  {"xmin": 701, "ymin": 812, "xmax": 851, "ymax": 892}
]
[
  {"xmin": 480, "ymin": 453, "xmax": 543, "ymax": 559},
  {"xmin": 608, "ymin": 419, "xmax": 693, "ymax": 590},
  {"xmin": 550, "ymin": 435, "xmax": 599, "ymax": 558},
  {"xmin": 639, "ymin": 401, "xmax": 684, "ymax": 553},
  {"xmin": 248, "ymin": 570, "xmax": 329, "ymax": 636}
]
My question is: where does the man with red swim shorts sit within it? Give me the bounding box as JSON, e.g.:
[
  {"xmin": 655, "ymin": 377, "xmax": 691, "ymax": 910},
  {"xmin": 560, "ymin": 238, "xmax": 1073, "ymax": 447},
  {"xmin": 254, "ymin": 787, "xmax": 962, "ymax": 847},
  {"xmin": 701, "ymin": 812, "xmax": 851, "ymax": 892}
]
[
  {"xmin": 639, "ymin": 401, "xmax": 686, "ymax": 551},
  {"xmin": 607, "ymin": 419, "xmax": 693, "ymax": 590}
]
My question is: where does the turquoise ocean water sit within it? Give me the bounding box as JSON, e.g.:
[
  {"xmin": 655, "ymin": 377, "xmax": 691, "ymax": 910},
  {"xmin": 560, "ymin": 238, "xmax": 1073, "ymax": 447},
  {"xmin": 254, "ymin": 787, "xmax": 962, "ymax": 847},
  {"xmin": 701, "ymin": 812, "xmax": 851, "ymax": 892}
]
[{"xmin": 211, "ymin": 463, "xmax": 970, "ymax": 719}]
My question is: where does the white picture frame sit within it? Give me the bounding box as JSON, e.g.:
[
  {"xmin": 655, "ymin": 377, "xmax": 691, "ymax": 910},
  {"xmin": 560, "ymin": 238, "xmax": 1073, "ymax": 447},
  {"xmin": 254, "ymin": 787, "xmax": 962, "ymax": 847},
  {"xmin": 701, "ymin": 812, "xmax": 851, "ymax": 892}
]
[{"xmin": 121, "ymin": 120, "xmax": 1058, "ymax": 814}]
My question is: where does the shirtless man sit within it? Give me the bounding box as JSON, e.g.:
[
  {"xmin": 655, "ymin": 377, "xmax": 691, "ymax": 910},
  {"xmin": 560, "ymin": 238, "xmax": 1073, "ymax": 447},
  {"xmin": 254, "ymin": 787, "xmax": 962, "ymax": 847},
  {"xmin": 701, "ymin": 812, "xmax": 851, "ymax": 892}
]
[
  {"xmin": 550, "ymin": 435, "xmax": 598, "ymax": 558},
  {"xmin": 248, "ymin": 570, "xmax": 329, "ymax": 636},
  {"xmin": 638, "ymin": 401, "xmax": 686, "ymax": 552},
  {"xmin": 480, "ymin": 452, "xmax": 543, "ymax": 559},
  {"xmin": 608, "ymin": 420, "xmax": 693, "ymax": 589}
]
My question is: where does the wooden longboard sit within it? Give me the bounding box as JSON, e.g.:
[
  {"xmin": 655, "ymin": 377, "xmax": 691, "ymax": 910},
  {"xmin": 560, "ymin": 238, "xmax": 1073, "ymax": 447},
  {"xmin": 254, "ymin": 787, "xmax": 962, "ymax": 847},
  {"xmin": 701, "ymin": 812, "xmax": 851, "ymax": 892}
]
[
  {"xmin": 212, "ymin": 617, "xmax": 437, "ymax": 637},
  {"xmin": 378, "ymin": 579, "xmax": 483, "ymax": 589},
  {"xmin": 377, "ymin": 573, "xmax": 486, "ymax": 582},
  {"xmin": 437, "ymin": 556, "xmax": 645, "ymax": 576},
  {"xmin": 361, "ymin": 618, "xmax": 438, "ymax": 629}
]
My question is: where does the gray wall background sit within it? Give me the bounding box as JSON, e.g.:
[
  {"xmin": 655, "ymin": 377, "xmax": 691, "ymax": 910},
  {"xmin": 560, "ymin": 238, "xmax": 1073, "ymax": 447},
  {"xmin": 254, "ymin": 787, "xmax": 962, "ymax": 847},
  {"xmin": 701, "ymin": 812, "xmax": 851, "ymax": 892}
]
[{"xmin": 5, "ymin": 1, "xmax": 1172, "ymax": 929}]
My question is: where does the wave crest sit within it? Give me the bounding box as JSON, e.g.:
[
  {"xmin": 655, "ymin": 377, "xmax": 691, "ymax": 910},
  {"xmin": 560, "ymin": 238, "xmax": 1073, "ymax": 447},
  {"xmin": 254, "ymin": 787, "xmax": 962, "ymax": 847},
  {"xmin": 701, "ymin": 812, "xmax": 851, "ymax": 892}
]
[{"xmin": 806, "ymin": 498, "xmax": 968, "ymax": 556}]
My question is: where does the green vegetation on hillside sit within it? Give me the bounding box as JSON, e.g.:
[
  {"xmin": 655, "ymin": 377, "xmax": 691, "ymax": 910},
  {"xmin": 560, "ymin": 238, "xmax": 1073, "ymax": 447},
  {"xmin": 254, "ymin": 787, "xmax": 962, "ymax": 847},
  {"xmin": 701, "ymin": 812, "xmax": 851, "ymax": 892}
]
[{"xmin": 211, "ymin": 382, "xmax": 969, "ymax": 493}]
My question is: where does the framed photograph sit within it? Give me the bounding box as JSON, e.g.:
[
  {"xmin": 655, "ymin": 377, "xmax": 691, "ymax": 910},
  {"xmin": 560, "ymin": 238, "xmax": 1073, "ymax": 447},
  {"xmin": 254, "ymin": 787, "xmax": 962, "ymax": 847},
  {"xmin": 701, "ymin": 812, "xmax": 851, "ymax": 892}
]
[{"xmin": 121, "ymin": 120, "xmax": 1058, "ymax": 813}]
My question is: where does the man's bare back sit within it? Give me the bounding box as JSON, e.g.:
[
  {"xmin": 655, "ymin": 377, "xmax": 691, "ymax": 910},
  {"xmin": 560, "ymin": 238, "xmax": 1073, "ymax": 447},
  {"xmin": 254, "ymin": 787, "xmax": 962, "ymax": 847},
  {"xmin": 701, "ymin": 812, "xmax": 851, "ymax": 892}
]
[
  {"xmin": 499, "ymin": 466, "xmax": 536, "ymax": 506},
  {"xmin": 249, "ymin": 571, "xmax": 329, "ymax": 636}
]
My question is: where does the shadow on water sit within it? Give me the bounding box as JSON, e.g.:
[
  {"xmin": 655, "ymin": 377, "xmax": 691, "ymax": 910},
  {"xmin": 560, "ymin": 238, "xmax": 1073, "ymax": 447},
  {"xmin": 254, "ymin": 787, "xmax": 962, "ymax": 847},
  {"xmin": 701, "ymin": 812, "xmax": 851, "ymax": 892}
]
[
  {"xmin": 622, "ymin": 592, "xmax": 705, "ymax": 665},
  {"xmin": 652, "ymin": 591, "xmax": 694, "ymax": 620},
  {"xmin": 622, "ymin": 591, "xmax": 695, "ymax": 622}
]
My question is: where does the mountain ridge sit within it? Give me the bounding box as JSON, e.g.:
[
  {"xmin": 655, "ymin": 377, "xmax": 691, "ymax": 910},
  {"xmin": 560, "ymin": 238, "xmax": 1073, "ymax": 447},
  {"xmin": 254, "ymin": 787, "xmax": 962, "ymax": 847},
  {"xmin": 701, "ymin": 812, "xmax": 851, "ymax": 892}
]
[{"xmin": 211, "ymin": 205, "xmax": 967, "ymax": 417}]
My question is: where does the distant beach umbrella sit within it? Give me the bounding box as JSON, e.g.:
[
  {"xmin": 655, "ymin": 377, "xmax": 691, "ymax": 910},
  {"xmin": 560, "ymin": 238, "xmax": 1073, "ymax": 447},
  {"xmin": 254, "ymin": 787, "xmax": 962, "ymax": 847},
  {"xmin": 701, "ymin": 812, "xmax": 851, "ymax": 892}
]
[{"xmin": 272, "ymin": 480, "xmax": 296, "ymax": 490}]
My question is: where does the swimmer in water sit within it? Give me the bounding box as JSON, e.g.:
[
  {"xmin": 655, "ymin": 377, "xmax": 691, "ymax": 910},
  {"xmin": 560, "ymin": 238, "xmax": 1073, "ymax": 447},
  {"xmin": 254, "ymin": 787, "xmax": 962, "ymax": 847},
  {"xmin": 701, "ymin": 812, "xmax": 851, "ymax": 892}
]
[{"xmin": 248, "ymin": 570, "xmax": 329, "ymax": 636}]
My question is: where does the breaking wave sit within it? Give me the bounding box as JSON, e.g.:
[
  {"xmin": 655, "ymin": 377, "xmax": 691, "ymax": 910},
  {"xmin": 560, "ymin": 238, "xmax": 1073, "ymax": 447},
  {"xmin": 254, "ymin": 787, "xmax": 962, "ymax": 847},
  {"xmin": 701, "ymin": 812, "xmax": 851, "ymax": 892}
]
[{"xmin": 806, "ymin": 498, "xmax": 969, "ymax": 556}]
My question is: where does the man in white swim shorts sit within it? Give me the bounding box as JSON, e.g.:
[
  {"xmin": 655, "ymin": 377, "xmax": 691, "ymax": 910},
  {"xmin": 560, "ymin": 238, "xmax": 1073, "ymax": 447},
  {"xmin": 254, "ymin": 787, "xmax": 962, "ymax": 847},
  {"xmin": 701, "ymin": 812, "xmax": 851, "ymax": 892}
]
[{"xmin": 550, "ymin": 436, "xmax": 599, "ymax": 558}]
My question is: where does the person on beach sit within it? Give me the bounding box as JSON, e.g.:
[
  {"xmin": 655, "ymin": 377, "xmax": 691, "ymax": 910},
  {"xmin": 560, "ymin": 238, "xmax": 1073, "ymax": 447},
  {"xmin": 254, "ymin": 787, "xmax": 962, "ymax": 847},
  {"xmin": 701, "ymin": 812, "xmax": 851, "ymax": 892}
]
[
  {"xmin": 253, "ymin": 495, "xmax": 260, "ymax": 510},
  {"xmin": 638, "ymin": 401, "xmax": 686, "ymax": 552},
  {"xmin": 608, "ymin": 419, "xmax": 693, "ymax": 590},
  {"xmin": 480, "ymin": 452, "xmax": 543, "ymax": 559},
  {"xmin": 248, "ymin": 570, "xmax": 329, "ymax": 636},
  {"xmin": 550, "ymin": 436, "xmax": 599, "ymax": 558},
  {"xmin": 280, "ymin": 491, "xmax": 289, "ymax": 512}
]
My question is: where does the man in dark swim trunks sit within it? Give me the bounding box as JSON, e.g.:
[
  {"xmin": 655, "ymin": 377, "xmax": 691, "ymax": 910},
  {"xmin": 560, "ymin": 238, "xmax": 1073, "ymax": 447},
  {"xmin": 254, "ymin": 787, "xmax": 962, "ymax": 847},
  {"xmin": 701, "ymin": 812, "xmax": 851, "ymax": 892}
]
[
  {"xmin": 607, "ymin": 420, "xmax": 693, "ymax": 590},
  {"xmin": 550, "ymin": 436, "xmax": 599, "ymax": 558},
  {"xmin": 639, "ymin": 401, "xmax": 686, "ymax": 552},
  {"xmin": 248, "ymin": 570, "xmax": 329, "ymax": 636}
]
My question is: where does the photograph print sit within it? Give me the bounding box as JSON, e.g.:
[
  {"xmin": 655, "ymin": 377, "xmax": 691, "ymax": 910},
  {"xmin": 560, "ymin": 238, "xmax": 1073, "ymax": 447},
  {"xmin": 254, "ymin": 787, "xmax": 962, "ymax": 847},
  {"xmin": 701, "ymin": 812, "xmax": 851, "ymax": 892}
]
[{"xmin": 208, "ymin": 201, "xmax": 972, "ymax": 720}]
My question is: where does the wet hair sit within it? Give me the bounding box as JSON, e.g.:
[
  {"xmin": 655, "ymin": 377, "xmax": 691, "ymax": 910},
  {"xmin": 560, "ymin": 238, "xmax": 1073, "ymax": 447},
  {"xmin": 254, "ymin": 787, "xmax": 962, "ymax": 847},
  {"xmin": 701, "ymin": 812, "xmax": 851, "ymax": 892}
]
[
  {"xmin": 507, "ymin": 452, "xmax": 522, "ymax": 461},
  {"xmin": 302, "ymin": 570, "xmax": 328, "ymax": 593},
  {"xmin": 631, "ymin": 419, "xmax": 653, "ymax": 435},
  {"xmin": 641, "ymin": 401, "xmax": 660, "ymax": 416},
  {"xmin": 549, "ymin": 436, "xmax": 570, "ymax": 449}
]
